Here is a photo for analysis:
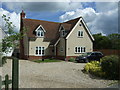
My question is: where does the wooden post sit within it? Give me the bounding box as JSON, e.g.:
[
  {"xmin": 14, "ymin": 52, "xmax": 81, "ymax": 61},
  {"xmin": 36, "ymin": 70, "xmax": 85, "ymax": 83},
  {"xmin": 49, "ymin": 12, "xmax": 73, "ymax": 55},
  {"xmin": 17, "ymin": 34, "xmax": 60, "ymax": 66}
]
[
  {"xmin": 0, "ymin": 76, "xmax": 2, "ymax": 90},
  {"xmin": 5, "ymin": 74, "xmax": 9, "ymax": 90},
  {"xmin": 12, "ymin": 57, "xmax": 19, "ymax": 90},
  {"xmin": 2, "ymin": 74, "xmax": 12, "ymax": 90}
]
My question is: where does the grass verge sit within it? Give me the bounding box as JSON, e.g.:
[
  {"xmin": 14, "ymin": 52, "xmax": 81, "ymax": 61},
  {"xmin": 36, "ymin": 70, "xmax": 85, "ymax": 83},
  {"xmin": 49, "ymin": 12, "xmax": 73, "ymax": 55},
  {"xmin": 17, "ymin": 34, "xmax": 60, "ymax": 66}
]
[{"xmin": 33, "ymin": 59, "xmax": 62, "ymax": 63}]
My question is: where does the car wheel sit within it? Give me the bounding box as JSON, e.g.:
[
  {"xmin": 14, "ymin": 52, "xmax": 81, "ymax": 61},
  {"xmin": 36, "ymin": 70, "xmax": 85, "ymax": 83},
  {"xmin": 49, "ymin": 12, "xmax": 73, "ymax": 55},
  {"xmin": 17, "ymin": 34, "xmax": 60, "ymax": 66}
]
[{"xmin": 84, "ymin": 59, "xmax": 89, "ymax": 63}]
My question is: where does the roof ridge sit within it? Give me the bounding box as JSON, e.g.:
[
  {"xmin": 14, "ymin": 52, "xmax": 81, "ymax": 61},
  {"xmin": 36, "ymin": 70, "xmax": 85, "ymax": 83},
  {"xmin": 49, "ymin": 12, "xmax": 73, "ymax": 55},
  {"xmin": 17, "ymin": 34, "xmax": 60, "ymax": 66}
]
[
  {"xmin": 24, "ymin": 18, "xmax": 60, "ymax": 24},
  {"xmin": 64, "ymin": 16, "xmax": 82, "ymax": 23}
]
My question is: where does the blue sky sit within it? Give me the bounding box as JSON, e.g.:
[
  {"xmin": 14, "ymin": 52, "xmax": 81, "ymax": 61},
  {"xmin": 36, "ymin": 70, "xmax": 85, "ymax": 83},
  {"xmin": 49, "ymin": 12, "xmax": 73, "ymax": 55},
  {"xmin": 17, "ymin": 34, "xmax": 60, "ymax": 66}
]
[{"xmin": 0, "ymin": 1, "xmax": 118, "ymax": 35}]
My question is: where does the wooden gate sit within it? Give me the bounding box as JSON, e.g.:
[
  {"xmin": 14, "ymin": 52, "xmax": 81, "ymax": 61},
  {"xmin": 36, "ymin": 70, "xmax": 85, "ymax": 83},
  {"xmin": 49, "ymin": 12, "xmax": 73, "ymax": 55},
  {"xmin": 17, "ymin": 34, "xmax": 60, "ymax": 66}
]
[{"xmin": 0, "ymin": 57, "xmax": 19, "ymax": 90}]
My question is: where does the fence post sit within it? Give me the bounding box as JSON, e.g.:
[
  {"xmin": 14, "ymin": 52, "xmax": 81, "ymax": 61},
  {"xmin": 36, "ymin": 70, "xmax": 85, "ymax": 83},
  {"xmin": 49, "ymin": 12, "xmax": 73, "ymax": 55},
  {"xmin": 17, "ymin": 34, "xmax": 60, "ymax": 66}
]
[
  {"xmin": 0, "ymin": 76, "xmax": 2, "ymax": 90},
  {"xmin": 5, "ymin": 74, "xmax": 9, "ymax": 90},
  {"xmin": 12, "ymin": 57, "xmax": 19, "ymax": 90}
]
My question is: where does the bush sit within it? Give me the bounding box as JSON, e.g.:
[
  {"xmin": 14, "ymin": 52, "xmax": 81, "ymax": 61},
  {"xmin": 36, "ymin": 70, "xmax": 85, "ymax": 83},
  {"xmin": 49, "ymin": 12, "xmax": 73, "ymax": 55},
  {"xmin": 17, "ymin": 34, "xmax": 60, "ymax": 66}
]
[
  {"xmin": 101, "ymin": 55, "xmax": 119, "ymax": 79},
  {"xmin": 84, "ymin": 61, "xmax": 105, "ymax": 77},
  {"xmin": 69, "ymin": 57, "xmax": 75, "ymax": 62}
]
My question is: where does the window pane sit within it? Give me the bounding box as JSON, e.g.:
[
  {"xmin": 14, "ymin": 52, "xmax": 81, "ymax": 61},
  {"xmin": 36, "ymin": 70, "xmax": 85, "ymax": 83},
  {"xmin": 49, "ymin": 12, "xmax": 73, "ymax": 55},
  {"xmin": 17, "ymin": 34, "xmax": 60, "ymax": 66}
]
[
  {"xmin": 78, "ymin": 47, "xmax": 80, "ymax": 53},
  {"xmin": 75, "ymin": 47, "xmax": 77, "ymax": 53},
  {"xmin": 81, "ymin": 31, "xmax": 83, "ymax": 36},
  {"xmin": 36, "ymin": 47, "xmax": 38, "ymax": 54},
  {"xmin": 78, "ymin": 31, "xmax": 80, "ymax": 37},
  {"xmin": 41, "ymin": 31, "xmax": 44, "ymax": 36},
  {"xmin": 42, "ymin": 47, "xmax": 44, "ymax": 55},
  {"xmin": 37, "ymin": 31, "xmax": 40, "ymax": 36},
  {"xmin": 83, "ymin": 47, "xmax": 86, "ymax": 52},
  {"xmin": 39, "ymin": 47, "xmax": 41, "ymax": 55}
]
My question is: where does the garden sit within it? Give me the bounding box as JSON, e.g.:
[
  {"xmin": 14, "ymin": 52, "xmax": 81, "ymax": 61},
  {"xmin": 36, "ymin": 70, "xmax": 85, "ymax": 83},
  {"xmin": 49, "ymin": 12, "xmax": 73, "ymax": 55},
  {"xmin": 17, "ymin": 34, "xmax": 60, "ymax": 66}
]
[{"xmin": 83, "ymin": 55, "xmax": 119, "ymax": 80}]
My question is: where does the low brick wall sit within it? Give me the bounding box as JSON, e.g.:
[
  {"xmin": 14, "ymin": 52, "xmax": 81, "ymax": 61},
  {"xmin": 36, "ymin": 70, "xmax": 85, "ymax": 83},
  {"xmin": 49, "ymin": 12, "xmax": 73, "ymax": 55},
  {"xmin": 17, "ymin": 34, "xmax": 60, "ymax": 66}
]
[{"xmin": 94, "ymin": 49, "xmax": 120, "ymax": 56}]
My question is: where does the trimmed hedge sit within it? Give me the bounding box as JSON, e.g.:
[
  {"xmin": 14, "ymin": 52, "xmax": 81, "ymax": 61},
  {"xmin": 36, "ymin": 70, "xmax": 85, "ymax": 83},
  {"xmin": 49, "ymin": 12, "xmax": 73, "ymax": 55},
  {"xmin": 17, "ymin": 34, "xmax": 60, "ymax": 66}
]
[
  {"xmin": 84, "ymin": 55, "xmax": 119, "ymax": 80},
  {"xmin": 101, "ymin": 55, "xmax": 119, "ymax": 79}
]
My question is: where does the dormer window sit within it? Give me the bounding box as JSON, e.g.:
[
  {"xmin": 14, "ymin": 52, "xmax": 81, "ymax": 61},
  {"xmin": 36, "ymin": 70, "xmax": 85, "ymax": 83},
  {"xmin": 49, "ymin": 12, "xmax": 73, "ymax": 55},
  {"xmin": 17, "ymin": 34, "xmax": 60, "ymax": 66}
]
[
  {"xmin": 36, "ymin": 30, "xmax": 44, "ymax": 37},
  {"xmin": 35, "ymin": 25, "xmax": 46, "ymax": 37},
  {"xmin": 62, "ymin": 30, "xmax": 65, "ymax": 37}
]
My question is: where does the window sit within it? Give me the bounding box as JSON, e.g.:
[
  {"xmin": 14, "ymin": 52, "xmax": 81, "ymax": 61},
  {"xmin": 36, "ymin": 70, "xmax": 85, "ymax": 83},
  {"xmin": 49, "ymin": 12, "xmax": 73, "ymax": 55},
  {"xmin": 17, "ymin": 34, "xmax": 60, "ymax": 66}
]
[
  {"xmin": 75, "ymin": 46, "xmax": 86, "ymax": 53},
  {"xmin": 36, "ymin": 30, "xmax": 44, "ymax": 37},
  {"xmin": 35, "ymin": 46, "xmax": 45, "ymax": 56},
  {"xmin": 62, "ymin": 30, "xmax": 65, "ymax": 37},
  {"xmin": 78, "ymin": 31, "xmax": 83, "ymax": 37}
]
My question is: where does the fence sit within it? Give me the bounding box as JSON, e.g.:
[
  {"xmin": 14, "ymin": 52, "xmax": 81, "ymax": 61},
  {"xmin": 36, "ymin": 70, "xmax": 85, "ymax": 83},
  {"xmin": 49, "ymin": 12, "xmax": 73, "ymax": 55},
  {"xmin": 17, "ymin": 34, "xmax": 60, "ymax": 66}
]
[
  {"xmin": 94, "ymin": 49, "xmax": 120, "ymax": 56},
  {"xmin": 0, "ymin": 57, "xmax": 19, "ymax": 90}
]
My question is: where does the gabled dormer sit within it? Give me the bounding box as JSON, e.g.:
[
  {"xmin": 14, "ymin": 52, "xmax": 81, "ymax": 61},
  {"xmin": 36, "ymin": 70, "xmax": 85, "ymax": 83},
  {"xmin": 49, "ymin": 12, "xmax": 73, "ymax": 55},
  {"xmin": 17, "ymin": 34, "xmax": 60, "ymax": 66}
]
[
  {"xmin": 35, "ymin": 25, "xmax": 46, "ymax": 37},
  {"xmin": 59, "ymin": 25, "xmax": 66, "ymax": 37}
]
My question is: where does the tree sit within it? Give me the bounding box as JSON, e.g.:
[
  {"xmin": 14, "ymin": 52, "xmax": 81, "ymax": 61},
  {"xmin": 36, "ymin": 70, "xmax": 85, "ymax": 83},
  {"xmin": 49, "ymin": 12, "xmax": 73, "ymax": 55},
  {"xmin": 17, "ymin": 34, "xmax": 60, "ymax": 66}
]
[
  {"xmin": 0, "ymin": 14, "xmax": 26, "ymax": 65},
  {"xmin": 93, "ymin": 33, "xmax": 112, "ymax": 49},
  {"xmin": 108, "ymin": 33, "xmax": 120, "ymax": 49}
]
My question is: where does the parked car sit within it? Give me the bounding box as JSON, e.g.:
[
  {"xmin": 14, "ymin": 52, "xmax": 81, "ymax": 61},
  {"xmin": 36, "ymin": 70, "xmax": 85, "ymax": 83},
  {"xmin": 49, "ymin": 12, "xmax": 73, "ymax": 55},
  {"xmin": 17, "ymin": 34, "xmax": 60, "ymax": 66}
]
[{"xmin": 75, "ymin": 52, "xmax": 104, "ymax": 63}]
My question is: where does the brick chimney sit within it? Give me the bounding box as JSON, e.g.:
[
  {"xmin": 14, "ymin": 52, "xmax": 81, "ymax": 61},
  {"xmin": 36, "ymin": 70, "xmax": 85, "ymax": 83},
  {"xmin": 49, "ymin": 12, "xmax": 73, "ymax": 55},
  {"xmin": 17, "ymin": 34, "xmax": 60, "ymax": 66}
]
[
  {"xmin": 20, "ymin": 10, "xmax": 25, "ymax": 19},
  {"xmin": 20, "ymin": 10, "xmax": 25, "ymax": 59}
]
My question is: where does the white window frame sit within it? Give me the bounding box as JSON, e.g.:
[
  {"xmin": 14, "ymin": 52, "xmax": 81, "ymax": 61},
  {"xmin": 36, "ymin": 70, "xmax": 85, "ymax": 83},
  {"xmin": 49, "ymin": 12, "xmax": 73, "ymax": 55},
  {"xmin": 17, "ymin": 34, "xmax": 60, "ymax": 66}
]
[
  {"xmin": 75, "ymin": 46, "xmax": 86, "ymax": 53},
  {"xmin": 36, "ymin": 30, "xmax": 44, "ymax": 37},
  {"xmin": 35, "ymin": 25, "xmax": 46, "ymax": 37},
  {"xmin": 35, "ymin": 46, "xmax": 45, "ymax": 56},
  {"xmin": 78, "ymin": 30, "xmax": 83, "ymax": 37}
]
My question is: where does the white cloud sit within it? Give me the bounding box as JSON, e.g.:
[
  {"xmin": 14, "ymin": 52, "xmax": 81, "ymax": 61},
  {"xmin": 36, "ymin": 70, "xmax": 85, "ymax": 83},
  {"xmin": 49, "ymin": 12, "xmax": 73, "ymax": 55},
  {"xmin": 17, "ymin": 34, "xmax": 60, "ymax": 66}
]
[
  {"xmin": 59, "ymin": 2, "xmax": 118, "ymax": 35},
  {"xmin": 0, "ymin": 8, "xmax": 20, "ymax": 32}
]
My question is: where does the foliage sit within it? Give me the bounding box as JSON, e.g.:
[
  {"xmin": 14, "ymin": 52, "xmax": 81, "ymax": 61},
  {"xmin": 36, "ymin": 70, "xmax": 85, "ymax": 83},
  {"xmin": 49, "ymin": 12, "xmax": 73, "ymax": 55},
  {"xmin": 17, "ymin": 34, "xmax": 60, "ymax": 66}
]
[
  {"xmin": 93, "ymin": 33, "xmax": 112, "ymax": 49},
  {"xmin": 101, "ymin": 55, "xmax": 119, "ymax": 79},
  {"xmin": 33, "ymin": 59, "xmax": 62, "ymax": 63},
  {"xmin": 84, "ymin": 55, "xmax": 119, "ymax": 80},
  {"xmin": 2, "ymin": 14, "xmax": 26, "ymax": 54},
  {"xmin": 69, "ymin": 57, "xmax": 75, "ymax": 62},
  {"xmin": 108, "ymin": 34, "xmax": 120, "ymax": 49},
  {"xmin": 0, "ymin": 14, "xmax": 27, "ymax": 66},
  {"xmin": 93, "ymin": 33, "xmax": 120, "ymax": 49},
  {"xmin": 84, "ymin": 61, "xmax": 105, "ymax": 77}
]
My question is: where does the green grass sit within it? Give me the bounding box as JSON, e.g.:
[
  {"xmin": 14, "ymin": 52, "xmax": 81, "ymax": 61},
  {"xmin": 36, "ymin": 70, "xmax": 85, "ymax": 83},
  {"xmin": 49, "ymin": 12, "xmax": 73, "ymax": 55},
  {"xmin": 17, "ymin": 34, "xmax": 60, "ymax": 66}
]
[{"xmin": 33, "ymin": 59, "xmax": 62, "ymax": 63}]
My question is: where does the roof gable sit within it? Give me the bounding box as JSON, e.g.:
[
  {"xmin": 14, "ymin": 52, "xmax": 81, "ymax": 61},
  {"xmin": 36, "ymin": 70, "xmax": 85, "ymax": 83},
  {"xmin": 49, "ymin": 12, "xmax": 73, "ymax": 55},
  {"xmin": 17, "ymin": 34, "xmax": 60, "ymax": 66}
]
[
  {"xmin": 35, "ymin": 25, "xmax": 46, "ymax": 32},
  {"xmin": 66, "ymin": 17, "xmax": 94, "ymax": 41}
]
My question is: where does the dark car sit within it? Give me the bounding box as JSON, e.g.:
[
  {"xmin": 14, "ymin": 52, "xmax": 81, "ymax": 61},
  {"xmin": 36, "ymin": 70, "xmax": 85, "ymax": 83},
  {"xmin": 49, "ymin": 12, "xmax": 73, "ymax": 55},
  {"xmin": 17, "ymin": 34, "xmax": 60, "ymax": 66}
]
[{"xmin": 75, "ymin": 52, "xmax": 104, "ymax": 63}]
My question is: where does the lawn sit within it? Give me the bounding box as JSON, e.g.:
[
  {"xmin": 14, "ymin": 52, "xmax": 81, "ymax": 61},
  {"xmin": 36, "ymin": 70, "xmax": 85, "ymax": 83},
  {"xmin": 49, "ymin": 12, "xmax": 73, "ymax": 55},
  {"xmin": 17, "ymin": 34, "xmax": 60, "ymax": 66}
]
[{"xmin": 33, "ymin": 59, "xmax": 62, "ymax": 63}]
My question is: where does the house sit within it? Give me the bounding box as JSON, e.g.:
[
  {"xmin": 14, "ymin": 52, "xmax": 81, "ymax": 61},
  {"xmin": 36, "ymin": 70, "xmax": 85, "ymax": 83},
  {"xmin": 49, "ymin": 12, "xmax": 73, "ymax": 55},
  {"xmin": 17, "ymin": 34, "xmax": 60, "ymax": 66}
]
[{"xmin": 20, "ymin": 10, "xmax": 94, "ymax": 60}]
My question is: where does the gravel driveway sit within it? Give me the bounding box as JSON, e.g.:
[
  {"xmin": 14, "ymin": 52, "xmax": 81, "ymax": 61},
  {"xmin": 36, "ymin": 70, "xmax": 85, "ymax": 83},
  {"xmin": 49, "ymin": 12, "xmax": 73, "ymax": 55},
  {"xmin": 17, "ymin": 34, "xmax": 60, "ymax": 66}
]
[{"xmin": 2, "ymin": 59, "xmax": 116, "ymax": 88}]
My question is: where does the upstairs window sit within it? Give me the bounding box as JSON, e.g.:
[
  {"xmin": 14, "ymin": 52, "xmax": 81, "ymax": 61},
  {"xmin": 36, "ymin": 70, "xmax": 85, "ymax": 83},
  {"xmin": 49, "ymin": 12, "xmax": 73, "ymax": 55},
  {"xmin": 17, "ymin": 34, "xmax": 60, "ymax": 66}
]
[
  {"xmin": 62, "ymin": 30, "xmax": 65, "ymax": 37},
  {"xmin": 36, "ymin": 30, "xmax": 44, "ymax": 37},
  {"xmin": 78, "ymin": 30, "xmax": 83, "ymax": 37},
  {"xmin": 35, "ymin": 25, "xmax": 46, "ymax": 37}
]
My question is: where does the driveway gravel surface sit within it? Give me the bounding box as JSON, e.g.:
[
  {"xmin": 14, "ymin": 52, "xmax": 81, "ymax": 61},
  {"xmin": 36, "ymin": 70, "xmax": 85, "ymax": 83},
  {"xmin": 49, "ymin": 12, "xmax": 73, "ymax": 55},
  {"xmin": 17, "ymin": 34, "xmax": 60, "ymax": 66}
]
[{"xmin": 2, "ymin": 59, "xmax": 117, "ymax": 88}]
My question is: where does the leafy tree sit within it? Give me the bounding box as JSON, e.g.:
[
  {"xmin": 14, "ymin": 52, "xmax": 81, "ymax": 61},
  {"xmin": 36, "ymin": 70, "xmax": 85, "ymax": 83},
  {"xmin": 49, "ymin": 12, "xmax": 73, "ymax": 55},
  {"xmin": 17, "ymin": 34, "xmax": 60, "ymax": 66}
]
[
  {"xmin": 93, "ymin": 33, "xmax": 111, "ymax": 49},
  {"xmin": 0, "ymin": 14, "xmax": 26, "ymax": 65},
  {"xmin": 108, "ymin": 33, "xmax": 120, "ymax": 49},
  {"xmin": 93, "ymin": 33, "xmax": 120, "ymax": 49}
]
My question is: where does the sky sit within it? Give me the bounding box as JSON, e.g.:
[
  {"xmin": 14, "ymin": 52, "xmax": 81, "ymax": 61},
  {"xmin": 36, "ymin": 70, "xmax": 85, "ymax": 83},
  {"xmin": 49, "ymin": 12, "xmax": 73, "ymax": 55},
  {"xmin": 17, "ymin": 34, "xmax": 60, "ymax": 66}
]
[{"xmin": 0, "ymin": 1, "xmax": 119, "ymax": 35}]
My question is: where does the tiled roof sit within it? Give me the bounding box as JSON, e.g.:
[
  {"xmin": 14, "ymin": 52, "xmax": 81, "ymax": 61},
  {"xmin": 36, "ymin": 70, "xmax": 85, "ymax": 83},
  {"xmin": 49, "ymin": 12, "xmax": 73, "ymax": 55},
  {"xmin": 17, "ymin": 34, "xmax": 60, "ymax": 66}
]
[{"xmin": 22, "ymin": 17, "xmax": 80, "ymax": 45}]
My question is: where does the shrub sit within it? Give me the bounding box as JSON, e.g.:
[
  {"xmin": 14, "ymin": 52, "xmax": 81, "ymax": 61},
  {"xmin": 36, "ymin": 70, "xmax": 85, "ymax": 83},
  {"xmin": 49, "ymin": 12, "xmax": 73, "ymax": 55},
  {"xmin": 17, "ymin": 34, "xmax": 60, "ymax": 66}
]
[
  {"xmin": 69, "ymin": 57, "xmax": 75, "ymax": 62},
  {"xmin": 101, "ymin": 55, "xmax": 119, "ymax": 79},
  {"xmin": 84, "ymin": 61, "xmax": 105, "ymax": 77}
]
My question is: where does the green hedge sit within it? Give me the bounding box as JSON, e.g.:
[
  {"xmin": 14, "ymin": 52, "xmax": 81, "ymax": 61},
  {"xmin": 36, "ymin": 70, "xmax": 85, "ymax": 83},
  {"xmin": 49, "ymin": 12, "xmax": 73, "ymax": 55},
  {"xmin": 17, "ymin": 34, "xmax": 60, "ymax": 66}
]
[
  {"xmin": 101, "ymin": 55, "xmax": 119, "ymax": 80},
  {"xmin": 84, "ymin": 55, "xmax": 119, "ymax": 80}
]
